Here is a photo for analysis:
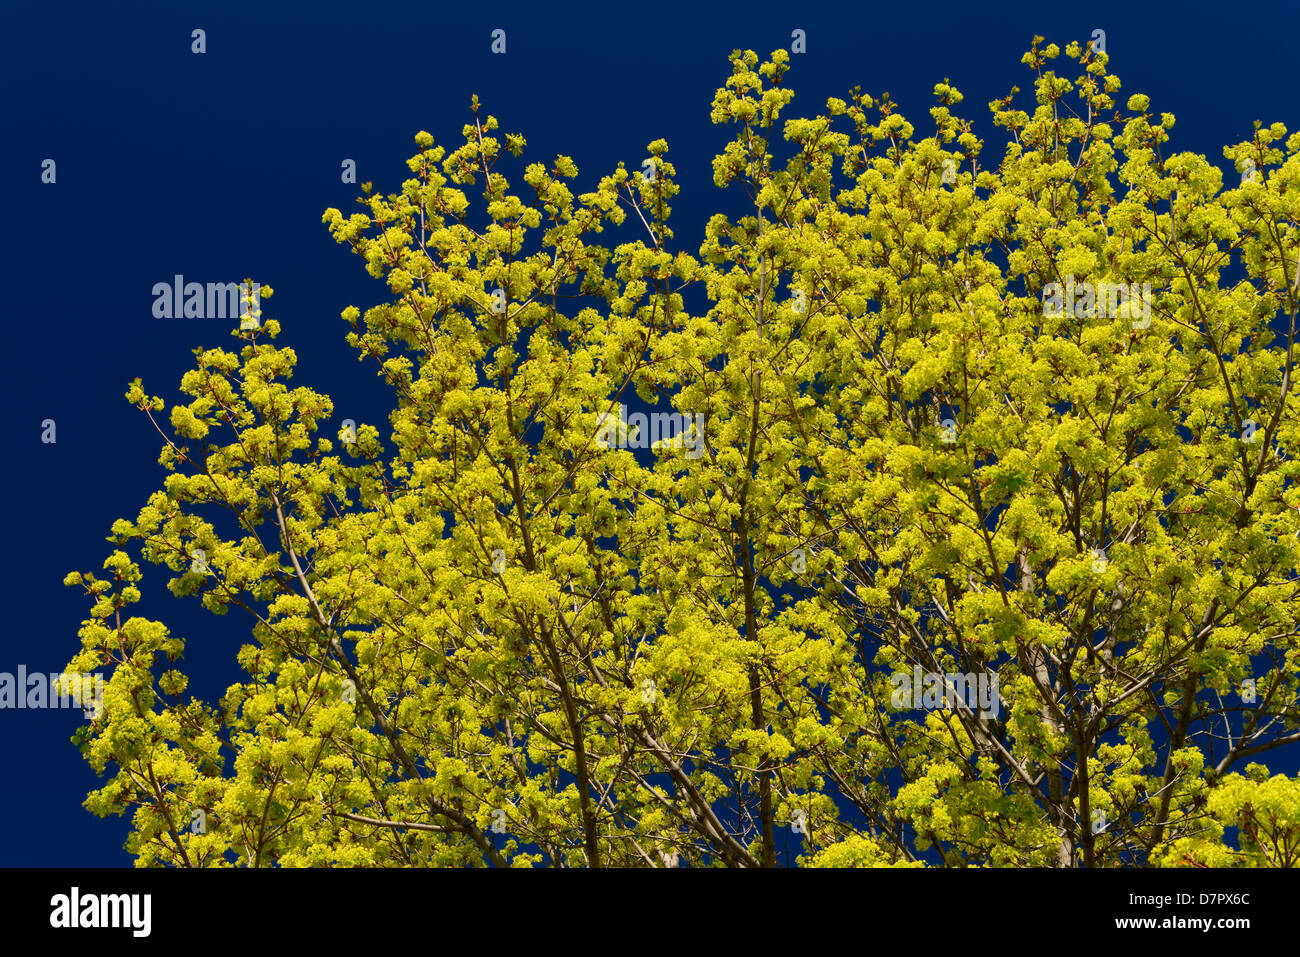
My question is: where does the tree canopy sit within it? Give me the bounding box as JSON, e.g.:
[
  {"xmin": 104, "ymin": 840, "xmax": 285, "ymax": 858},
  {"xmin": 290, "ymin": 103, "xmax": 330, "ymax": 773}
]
[{"xmin": 65, "ymin": 39, "xmax": 1300, "ymax": 867}]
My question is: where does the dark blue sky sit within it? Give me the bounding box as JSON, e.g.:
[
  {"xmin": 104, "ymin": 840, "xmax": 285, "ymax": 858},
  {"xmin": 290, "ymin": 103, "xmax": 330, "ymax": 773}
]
[{"xmin": 3, "ymin": 0, "xmax": 1296, "ymax": 866}]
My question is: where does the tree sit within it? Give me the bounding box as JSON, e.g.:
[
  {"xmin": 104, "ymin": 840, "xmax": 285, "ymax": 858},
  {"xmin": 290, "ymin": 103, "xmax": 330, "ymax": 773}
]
[{"xmin": 65, "ymin": 39, "xmax": 1300, "ymax": 867}]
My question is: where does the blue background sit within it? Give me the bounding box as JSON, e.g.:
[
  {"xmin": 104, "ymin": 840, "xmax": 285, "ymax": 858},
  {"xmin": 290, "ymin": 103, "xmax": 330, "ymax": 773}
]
[{"xmin": 2, "ymin": 0, "xmax": 1296, "ymax": 865}]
